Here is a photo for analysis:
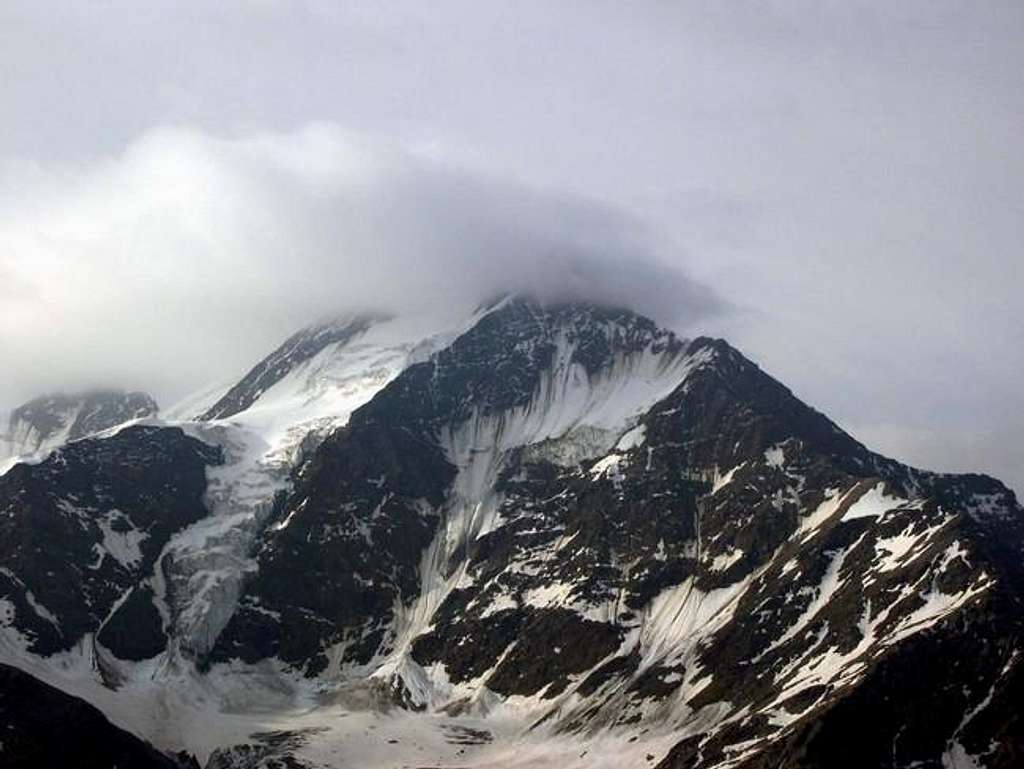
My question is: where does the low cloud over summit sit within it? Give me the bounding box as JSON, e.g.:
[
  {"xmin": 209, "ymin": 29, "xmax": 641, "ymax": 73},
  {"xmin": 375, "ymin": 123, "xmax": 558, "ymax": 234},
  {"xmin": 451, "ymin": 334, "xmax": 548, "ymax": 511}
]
[{"xmin": 0, "ymin": 124, "xmax": 721, "ymax": 407}]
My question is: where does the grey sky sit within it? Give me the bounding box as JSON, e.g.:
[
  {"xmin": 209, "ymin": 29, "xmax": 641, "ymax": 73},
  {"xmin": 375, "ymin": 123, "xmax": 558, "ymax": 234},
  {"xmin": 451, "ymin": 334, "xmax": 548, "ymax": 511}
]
[{"xmin": 1, "ymin": 1, "xmax": 1021, "ymax": 494}]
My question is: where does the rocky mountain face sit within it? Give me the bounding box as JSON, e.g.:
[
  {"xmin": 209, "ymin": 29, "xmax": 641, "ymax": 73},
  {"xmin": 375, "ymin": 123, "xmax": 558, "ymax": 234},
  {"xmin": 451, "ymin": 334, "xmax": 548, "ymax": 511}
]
[
  {"xmin": 1, "ymin": 389, "xmax": 159, "ymax": 468},
  {"xmin": 0, "ymin": 426, "xmax": 221, "ymax": 660},
  {"xmin": 0, "ymin": 297, "xmax": 1020, "ymax": 769}
]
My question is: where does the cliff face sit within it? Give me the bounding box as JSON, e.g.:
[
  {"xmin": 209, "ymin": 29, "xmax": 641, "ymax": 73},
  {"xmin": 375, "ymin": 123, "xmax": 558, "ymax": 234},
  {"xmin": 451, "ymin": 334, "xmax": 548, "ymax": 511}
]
[{"xmin": 0, "ymin": 298, "xmax": 1020, "ymax": 769}]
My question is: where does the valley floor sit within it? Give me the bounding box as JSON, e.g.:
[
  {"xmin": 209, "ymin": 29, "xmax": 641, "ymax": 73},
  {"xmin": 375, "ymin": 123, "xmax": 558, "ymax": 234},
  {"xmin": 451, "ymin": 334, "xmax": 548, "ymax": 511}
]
[{"xmin": 0, "ymin": 636, "xmax": 678, "ymax": 769}]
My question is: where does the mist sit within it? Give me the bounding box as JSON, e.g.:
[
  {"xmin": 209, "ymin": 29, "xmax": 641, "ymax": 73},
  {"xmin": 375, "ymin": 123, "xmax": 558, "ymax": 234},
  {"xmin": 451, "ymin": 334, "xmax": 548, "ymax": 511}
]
[
  {"xmin": 1, "ymin": 1, "xmax": 1022, "ymax": 494},
  {"xmin": 0, "ymin": 125, "xmax": 722, "ymax": 409}
]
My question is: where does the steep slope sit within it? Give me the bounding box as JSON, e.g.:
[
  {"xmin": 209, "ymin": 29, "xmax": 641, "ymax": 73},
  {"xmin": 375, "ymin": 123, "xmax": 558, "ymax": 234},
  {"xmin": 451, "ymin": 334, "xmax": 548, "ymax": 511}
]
[
  {"xmin": 208, "ymin": 300, "xmax": 1022, "ymax": 767},
  {"xmin": 1, "ymin": 389, "xmax": 158, "ymax": 467},
  {"xmin": 0, "ymin": 426, "xmax": 221, "ymax": 660},
  {"xmin": 0, "ymin": 662, "xmax": 188, "ymax": 769},
  {"xmin": 142, "ymin": 308, "xmax": 480, "ymax": 665},
  {"xmin": 211, "ymin": 299, "xmax": 698, "ymax": 676},
  {"xmin": 199, "ymin": 314, "xmax": 385, "ymax": 422},
  {"xmin": 0, "ymin": 297, "xmax": 1020, "ymax": 769}
]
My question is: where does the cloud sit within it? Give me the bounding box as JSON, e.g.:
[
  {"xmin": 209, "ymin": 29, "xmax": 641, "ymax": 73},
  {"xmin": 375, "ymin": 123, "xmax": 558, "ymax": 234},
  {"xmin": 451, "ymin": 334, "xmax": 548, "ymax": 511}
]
[
  {"xmin": 0, "ymin": 124, "xmax": 723, "ymax": 408},
  {"xmin": 0, "ymin": 2, "xmax": 1020, "ymax": 494}
]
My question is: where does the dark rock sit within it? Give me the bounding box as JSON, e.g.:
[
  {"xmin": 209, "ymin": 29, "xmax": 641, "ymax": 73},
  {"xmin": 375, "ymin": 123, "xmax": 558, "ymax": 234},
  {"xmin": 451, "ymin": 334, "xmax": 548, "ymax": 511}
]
[
  {"xmin": 0, "ymin": 662, "xmax": 180, "ymax": 769},
  {"xmin": 0, "ymin": 425, "xmax": 220, "ymax": 655}
]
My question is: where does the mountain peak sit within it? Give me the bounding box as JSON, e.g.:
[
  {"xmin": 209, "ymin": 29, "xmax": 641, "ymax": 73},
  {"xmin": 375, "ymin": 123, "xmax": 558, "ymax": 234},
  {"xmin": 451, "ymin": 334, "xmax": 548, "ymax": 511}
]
[
  {"xmin": 2, "ymin": 389, "xmax": 158, "ymax": 462},
  {"xmin": 2, "ymin": 296, "xmax": 1022, "ymax": 769},
  {"xmin": 200, "ymin": 312, "xmax": 388, "ymax": 421}
]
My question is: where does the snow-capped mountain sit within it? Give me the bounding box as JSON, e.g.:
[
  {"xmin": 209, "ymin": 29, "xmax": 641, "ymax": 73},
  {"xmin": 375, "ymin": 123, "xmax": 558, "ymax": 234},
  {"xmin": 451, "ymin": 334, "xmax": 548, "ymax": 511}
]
[
  {"xmin": 0, "ymin": 297, "xmax": 1021, "ymax": 769},
  {"xmin": 0, "ymin": 389, "xmax": 158, "ymax": 472}
]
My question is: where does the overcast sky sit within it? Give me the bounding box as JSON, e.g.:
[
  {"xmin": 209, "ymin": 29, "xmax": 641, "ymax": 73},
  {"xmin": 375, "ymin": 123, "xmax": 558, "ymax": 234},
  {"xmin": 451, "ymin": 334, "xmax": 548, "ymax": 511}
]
[{"xmin": 1, "ymin": 1, "xmax": 1021, "ymax": 494}]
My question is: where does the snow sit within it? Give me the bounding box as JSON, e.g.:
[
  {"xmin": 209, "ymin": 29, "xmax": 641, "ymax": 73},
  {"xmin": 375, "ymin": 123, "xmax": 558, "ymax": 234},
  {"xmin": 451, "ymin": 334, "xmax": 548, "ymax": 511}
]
[
  {"xmin": 0, "ymin": 394, "xmax": 157, "ymax": 474},
  {"xmin": 639, "ymin": 577, "xmax": 749, "ymax": 667},
  {"xmin": 590, "ymin": 452, "xmax": 625, "ymax": 481},
  {"xmin": 3, "ymin": 401, "xmax": 81, "ymax": 459},
  {"xmin": 764, "ymin": 528, "xmax": 993, "ymax": 720},
  {"xmin": 0, "ymin": 300, "xmax": 1007, "ymax": 768},
  {"xmin": 872, "ymin": 514, "xmax": 955, "ymax": 575},
  {"xmin": 162, "ymin": 377, "xmax": 236, "ymax": 421},
  {"xmin": 887, "ymin": 576, "xmax": 992, "ymax": 645},
  {"xmin": 763, "ymin": 444, "xmax": 786, "ymax": 468},
  {"xmin": 363, "ymin": 312, "xmax": 704, "ymax": 713},
  {"xmin": 708, "ymin": 548, "xmax": 743, "ymax": 572},
  {"xmin": 793, "ymin": 487, "xmax": 851, "ymax": 543},
  {"xmin": 756, "ymin": 539, "xmax": 862, "ymax": 662},
  {"xmin": 0, "ymin": 599, "xmax": 14, "ymax": 627},
  {"xmin": 479, "ymin": 593, "xmax": 518, "ymax": 618},
  {"xmin": 23, "ymin": 590, "xmax": 59, "ymax": 628},
  {"xmin": 95, "ymin": 510, "xmax": 148, "ymax": 568},
  {"xmin": 841, "ymin": 481, "xmax": 902, "ymax": 521},
  {"xmin": 942, "ymin": 651, "xmax": 1018, "ymax": 769},
  {"xmin": 523, "ymin": 582, "xmax": 577, "ymax": 609},
  {"xmin": 136, "ymin": 309, "xmax": 486, "ymax": 662},
  {"xmin": 712, "ymin": 463, "xmax": 744, "ymax": 494},
  {"xmin": 615, "ymin": 423, "xmax": 647, "ymax": 451},
  {"xmin": 0, "ymin": 641, "xmax": 677, "ymax": 769}
]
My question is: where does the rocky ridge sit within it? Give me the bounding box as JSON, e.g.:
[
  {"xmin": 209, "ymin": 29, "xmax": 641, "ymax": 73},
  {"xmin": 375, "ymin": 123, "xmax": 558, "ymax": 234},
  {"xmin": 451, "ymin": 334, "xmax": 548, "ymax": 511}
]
[{"xmin": 0, "ymin": 296, "xmax": 1020, "ymax": 769}]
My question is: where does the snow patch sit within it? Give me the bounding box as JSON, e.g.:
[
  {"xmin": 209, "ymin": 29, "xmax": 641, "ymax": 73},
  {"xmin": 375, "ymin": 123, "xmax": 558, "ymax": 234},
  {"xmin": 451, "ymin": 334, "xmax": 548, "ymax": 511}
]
[
  {"xmin": 841, "ymin": 482, "xmax": 903, "ymax": 521},
  {"xmin": 96, "ymin": 511, "xmax": 148, "ymax": 568},
  {"xmin": 764, "ymin": 444, "xmax": 786, "ymax": 468},
  {"xmin": 712, "ymin": 463, "xmax": 744, "ymax": 494}
]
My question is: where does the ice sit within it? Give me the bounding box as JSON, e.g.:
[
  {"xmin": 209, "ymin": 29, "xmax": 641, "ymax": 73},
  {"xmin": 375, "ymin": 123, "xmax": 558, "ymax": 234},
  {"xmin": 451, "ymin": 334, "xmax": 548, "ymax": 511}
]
[{"xmin": 143, "ymin": 309, "xmax": 487, "ymax": 661}]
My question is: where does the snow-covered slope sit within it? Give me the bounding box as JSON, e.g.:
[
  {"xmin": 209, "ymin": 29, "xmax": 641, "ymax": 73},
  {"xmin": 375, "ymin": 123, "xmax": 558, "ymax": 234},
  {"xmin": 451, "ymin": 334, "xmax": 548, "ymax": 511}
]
[
  {"xmin": 0, "ymin": 297, "xmax": 1021, "ymax": 769},
  {"xmin": 0, "ymin": 389, "xmax": 158, "ymax": 474},
  {"xmin": 131, "ymin": 307, "xmax": 488, "ymax": 664}
]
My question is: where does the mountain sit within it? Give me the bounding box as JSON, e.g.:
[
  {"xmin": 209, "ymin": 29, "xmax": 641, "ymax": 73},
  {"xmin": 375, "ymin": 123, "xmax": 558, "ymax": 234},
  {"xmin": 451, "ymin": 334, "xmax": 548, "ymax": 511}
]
[
  {"xmin": 0, "ymin": 662, "xmax": 189, "ymax": 769},
  {"xmin": 199, "ymin": 314, "xmax": 386, "ymax": 421},
  {"xmin": 0, "ymin": 297, "xmax": 1020, "ymax": 769},
  {"xmin": 0, "ymin": 426, "xmax": 221, "ymax": 660},
  {"xmin": 1, "ymin": 389, "xmax": 159, "ymax": 468}
]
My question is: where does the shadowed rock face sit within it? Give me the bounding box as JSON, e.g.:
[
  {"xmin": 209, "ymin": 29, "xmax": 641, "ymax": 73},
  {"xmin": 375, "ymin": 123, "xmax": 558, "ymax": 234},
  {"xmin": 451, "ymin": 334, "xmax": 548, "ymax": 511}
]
[
  {"xmin": 0, "ymin": 297, "xmax": 1021, "ymax": 768},
  {"xmin": 0, "ymin": 425, "xmax": 221, "ymax": 657},
  {"xmin": 0, "ymin": 663, "xmax": 184, "ymax": 769},
  {"xmin": 210, "ymin": 300, "xmax": 1022, "ymax": 766},
  {"xmin": 209, "ymin": 300, "xmax": 691, "ymax": 674}
]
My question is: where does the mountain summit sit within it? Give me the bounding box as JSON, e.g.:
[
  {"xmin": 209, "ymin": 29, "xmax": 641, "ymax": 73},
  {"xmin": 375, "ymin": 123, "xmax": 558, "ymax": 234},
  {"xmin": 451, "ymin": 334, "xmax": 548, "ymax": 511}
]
[{"xmin": 0, "ymin": 297, "xmax": 1020, "ymax": 769}]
